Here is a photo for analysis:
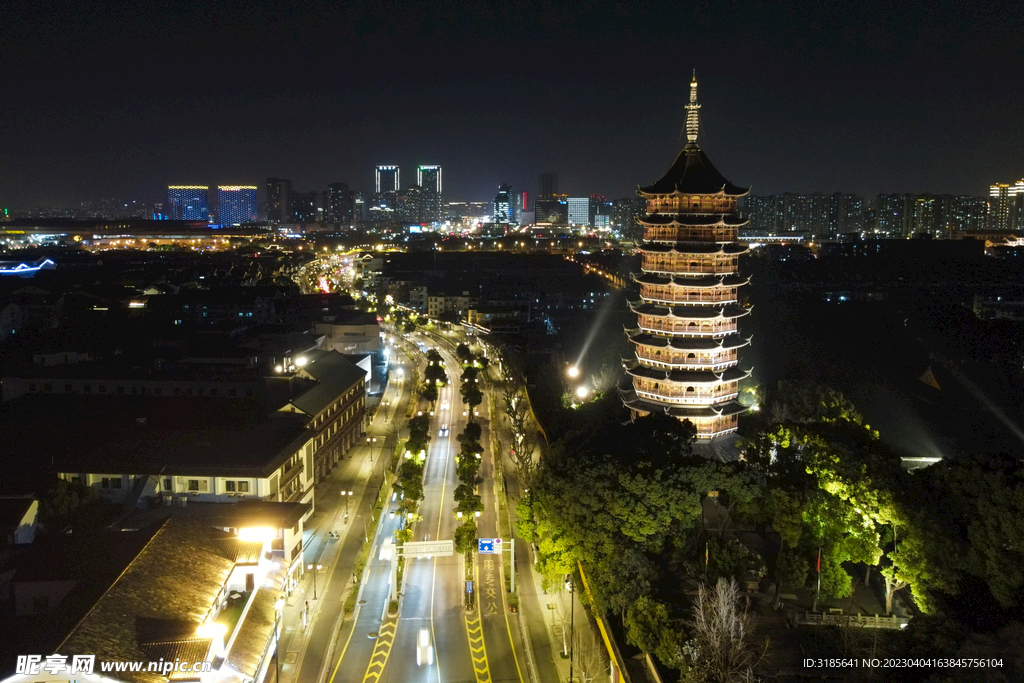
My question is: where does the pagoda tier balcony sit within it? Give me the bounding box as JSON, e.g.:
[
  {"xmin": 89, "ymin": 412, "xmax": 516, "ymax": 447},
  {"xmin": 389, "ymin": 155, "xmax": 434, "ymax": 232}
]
[
  {"xmin": 631, "ymin": 380, "xmax": 740, "ymax": 406},
  {"xmin": 643, "ymin": 225, "xmax": 739, "ymax": 243},
  {"xmin": 626, "ymin": 330, "xmax": 752, "ymax": 351},
  {"xmin": 640, "ymin": 242, "xmax": 748, "ymax": 256},
  {"xmin": 641, "ymin": 195, "xmax": 738, "ymax": 214},
  {"xmin": 638, "ymin": 282, "xmax": 738, "ymax": 305},
  {"xmin": 641, "ymin": 253, "xmax": 740, "ymax": 276},
  {"xmin": 637, "ymin": 316, "xmax": 738, "ymax": 337},
  {"xmin": 621, "ymin": 386, "xmax": 747, "ymax": 438},
  {"xmin": 632, "ymin": 272, "xmax": 750, "ymax": 289},
  {"xmin": 633, "ymin": 345, "xmax": 738, "ymax": 370}
]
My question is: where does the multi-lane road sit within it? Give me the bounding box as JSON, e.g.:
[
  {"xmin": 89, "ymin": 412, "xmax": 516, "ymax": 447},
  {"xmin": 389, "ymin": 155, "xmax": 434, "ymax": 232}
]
[{"xmin": 312, "ymin": 337, "xmax": 527, "ymax": 683}]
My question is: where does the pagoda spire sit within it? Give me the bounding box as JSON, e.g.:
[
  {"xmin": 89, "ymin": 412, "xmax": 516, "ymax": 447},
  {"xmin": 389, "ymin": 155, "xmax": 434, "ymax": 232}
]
[{"xmin": 685, "ymin": 72, "xmax": 701, "ymax": 143}]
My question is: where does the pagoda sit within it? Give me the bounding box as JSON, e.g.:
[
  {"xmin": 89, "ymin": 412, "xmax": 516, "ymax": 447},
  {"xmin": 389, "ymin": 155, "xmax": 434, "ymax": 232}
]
[{"xmin": 622, "ymin": 76, "xmax": 752, "ymax": 439}]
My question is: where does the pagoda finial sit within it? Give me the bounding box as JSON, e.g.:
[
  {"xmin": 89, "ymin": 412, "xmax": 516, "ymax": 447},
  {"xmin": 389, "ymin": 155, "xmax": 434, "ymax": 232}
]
[{"xmin": 685, "ymin": 72, "xmax": 701, "ymax": 143}]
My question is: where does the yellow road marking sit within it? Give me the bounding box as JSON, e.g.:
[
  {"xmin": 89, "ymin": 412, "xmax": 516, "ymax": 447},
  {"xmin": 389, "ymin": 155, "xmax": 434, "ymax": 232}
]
[
  {"xmin": 361, "ymin": 620, "xmax": 397, "ymax": 683},
  {"xmin": 497, "ymin": 553, "xmax": 526, "ymax": 683},
  {"xmin": 464, "ymin": 563, "xmax": 492, "ymax": 683}
]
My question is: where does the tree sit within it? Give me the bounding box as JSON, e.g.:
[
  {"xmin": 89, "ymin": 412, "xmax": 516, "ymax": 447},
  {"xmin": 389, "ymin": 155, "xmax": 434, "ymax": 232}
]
[
  {"xmin": 454, "ymin": 519, "xmax": 478, "ymax": 556},
  {"xmin": 625, "ymin": 595, "xmax": 687, "ymax": 669},
  {"xmin": 685, "ymin": 578, "xmax": 768, "ymax": 683},
  {"xmin": 456, "ymin": 342, "xmax": 472, "ymax": 363},
  {"xmin": 424, "ymin": 349, "xmax": 447, "ymax": 386}
]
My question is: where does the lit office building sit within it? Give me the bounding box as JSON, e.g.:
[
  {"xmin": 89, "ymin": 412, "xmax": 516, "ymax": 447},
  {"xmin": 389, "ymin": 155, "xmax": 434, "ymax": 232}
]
[
  {"xmin": 326, "ymin": 183, "xmax": 353, "ymax": 225},
  {"xmin": 990, "ymin": 180, "xmax": 1024, "ymax": 232},
  {"xmin": 567, "ymin": 197, "xmax": 590, "ymax": 226},
  {"xmin": 216, "ymin": 186, "xmax": 258, "ymax": 225},
  {"xmin": 494, "ymin": 184, "xmax": 513, "ymax": 222},
  {"xmin": 417, "ymin": 165, "xmax": 443, "ymax": 222},
  {"xmin": 266, "ymin": 178, "xmax": 292, "ymax": 222},
  {"xmin": 623, "ymin": 77, "xmax": 751, "ymax": 439},
  {"xmin": 167, "ymin": 186, "xmax": 209, "ymax": 221}
]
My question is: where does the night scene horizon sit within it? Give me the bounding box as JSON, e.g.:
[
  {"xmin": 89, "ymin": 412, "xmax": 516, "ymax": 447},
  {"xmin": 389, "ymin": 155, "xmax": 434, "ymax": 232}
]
[
  {"xmin": 1, "ymin": 2, "xmax": 1023, "ymax": 683},
  {"xmin": 3, "ymin": 1, "xmax": 1024, "ymax": 209}
]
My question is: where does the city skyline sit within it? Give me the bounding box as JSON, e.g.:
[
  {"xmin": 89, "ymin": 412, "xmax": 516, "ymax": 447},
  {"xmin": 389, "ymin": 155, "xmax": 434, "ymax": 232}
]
[{"xmin": 3, "ymin": 1, "xmax": 1023, "ymax": 208}]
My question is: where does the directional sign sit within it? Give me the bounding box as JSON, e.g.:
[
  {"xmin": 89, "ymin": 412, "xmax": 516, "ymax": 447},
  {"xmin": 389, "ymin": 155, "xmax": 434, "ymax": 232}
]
[
  {"xmin": 478, "ymin": 538, "xmax": 503, "ymax": 554},
  {"xmin": 401, "ymin": 540, "xmax": 454, "ymax": 557}
]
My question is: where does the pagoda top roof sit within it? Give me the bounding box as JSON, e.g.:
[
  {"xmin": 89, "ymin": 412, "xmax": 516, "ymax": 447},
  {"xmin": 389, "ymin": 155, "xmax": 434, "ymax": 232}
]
[{"xmin": 639, "ymin": 143, "xmax": 749, "ymax": 197}]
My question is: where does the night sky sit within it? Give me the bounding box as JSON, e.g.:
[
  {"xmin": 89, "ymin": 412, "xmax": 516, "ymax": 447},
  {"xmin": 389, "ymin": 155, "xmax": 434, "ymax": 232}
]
[{"xmin": 3, "ymin": 0, "xmax": 1023, "ymax": 208}]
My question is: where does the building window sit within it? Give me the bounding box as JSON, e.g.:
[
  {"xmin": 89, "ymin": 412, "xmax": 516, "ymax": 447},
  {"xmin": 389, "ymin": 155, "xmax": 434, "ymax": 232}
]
[
  {"xmin": 173, "ymin": 388, "xmax": 180, "ymax": 396},
  {"xmin": 229, "ymin": 388, "xmax": 237, "ymax": 397},
  {"xmin": 238, "ymin": 481, "xmax": 250, "ymax": 493},
  {"xmin": 188, "ymin": 479, "xmax": 204, "ymax": 492},
  {"xmin": 210, "ymin": 388, "xmax": 218, "ymax": 396},
  {"xmin": 44, "ymin": 383, "xmax": 52, "ymax": 392},
  {"xmin": 101, "ymin": 477, "xmax": 122, "ymax": 489},
  {"xmin": 84, "ymin": 385, "xmax": 92, "ymax": 393},
  {"xmin": 131, "ymin": 386, "xmax": 138, "ymax": 395},
  {"xmin": 65, "ymin": 384, "xmax": 72, "ymax": 392},
  {"xmin": 99, "ymin": 385, "xmax": 107, "ymax": 393},
  {"xmin": 117, "ymin": 386, "xmax": 125, "ymax": 395},
  {"xmin": 163, "ymin": 477, "xmax": 172, "ymax": 490},
  {"xmin": 225, "ymin": 480, "xmax": 236, "ymax": 492},
  {"xmin": 198, "ymin": 388, "xmax": 204, "ymax": 396},
  {"xmin": 154, "ymin": 387, "xmax": 161, "ymax": 395}
]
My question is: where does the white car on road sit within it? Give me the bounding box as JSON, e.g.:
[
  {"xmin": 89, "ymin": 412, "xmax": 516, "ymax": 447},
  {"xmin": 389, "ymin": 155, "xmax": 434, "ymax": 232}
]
[
  {"xmin": 416, "ymin": 627, "xmax": 434, "ymax": 666},
  {"xmin": 439, "ymin": 424, "xmax": 449, "ymax": 437}
]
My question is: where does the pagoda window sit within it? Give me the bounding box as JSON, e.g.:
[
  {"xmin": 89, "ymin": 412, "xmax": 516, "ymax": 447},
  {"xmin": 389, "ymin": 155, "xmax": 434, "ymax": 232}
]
[
  {"xmin": 686, "ymin": 386, "xmax": 695, "ymax": 393},
  {"xmin": 654, "ymin": 383, "xmax": 660, "ymax": 390},
  {"xmin": 687, "ymin": 352, "xmax": 696, "ymax": 359}
]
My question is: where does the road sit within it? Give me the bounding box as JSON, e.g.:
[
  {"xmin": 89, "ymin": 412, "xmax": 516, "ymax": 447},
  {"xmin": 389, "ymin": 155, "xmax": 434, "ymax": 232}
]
[{"xmin": 318, "ymin": 332, "xmax": 527, "ymax": 683}]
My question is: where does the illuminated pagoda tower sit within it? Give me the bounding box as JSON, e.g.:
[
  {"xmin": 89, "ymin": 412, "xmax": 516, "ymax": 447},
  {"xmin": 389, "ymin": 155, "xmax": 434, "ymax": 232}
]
[{"xmin": 622, "ymin": 76, "xmax": 751, "ymax": 439}]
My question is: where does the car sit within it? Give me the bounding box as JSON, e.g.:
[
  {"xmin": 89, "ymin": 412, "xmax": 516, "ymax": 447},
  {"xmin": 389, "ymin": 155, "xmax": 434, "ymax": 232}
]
[
  {"xmin": 440, "ymin": 401, "xmax": 450, "ymax": 410},
  {"xmin": 416, "ymin": 627, "xmax": 434, "ymax": 666},
  {"xmin": 439, "ymin": 424, "xmax": 449, "ymax": 437}
]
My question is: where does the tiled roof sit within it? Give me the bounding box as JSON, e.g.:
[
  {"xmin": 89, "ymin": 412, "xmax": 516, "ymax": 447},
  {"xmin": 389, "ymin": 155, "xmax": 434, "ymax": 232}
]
[
  {"xmin": 639, "ymin": 143, "xmax": 748, "ymax": 196},
  {"xmin": 58, "ymin": 518, "xmax": 238, "ymax": 683},
  {"xmin": 285, "ymin": 350, "xmax": 365, "ymax": 416},
  {"xmin": 225, "ymin": 585, "xmax": 277, "ymax": 679}
]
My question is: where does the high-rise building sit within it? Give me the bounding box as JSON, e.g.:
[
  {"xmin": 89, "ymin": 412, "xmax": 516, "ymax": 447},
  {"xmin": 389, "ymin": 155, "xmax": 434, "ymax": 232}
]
[
  {"xmin": 517, "ymin": 191, "xmax": 529, "ymax": 222},
  {"xmin": 266, "ymin": 178, "xmax": 292, "ymax": 222},
  {"xmin": 567, "ymin": 197, "xmax": 590, "ymax": 226},
  {"xmin": 611, "ymin": 197, "xmax": 646, "ymax": 238},
  {"xmin": 539, "ymin": 172, "xmax": 558, "ymax": 198},
  {"xmin": 292, "ymin": 191, "xmax": 318, "ymax": 223},
  {"xmin": 989, "ymin": 180, "xmax": 1024, "ymax": 232},
  {"xmin": 326, "ymin": 183, "xmax": 353, "ymax": 226},
  {"xmin": 535, "ymin": 172, "xmax": 561, "ymax": 223},
  {"xmin": 622, "ymin": 77, "xmax": 751, "ymax": 439},
  {"xmin": 373, "ymin": 166, "xmax": 401, "ymax": 218},
  {"xmin": 376, "ymin": 166, "xmax": 400, "ymax": 194},
  {"xmin": 396, "ymin": 186, "xmax": 425, "ymax": 223},
  {"xmin": 167, "ymin": 186, "xmax": 209, "ymax": 221},
  {"xmin": 416, "ymin": 166, "xmax": 442, "ymax": 222},
  {"xmin": 216, "ymin": 186, "xmax": 258, "ymax": 225},
  {"xmin": 494, "ymin": 184, "xmax": 513, "ymax": 222}
]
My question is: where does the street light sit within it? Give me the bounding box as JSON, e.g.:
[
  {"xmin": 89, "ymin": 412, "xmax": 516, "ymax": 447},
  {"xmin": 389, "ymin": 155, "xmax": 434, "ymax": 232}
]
[
  {"xmin": 566, "ymin": 365, "xmax": 580, "ymax": 379},
  {"xmin": 366, "ymin": 436, "xmax": 377, "ymax": 461},
  {"xmin": 566, "ymin": 577, "xmax": 575, "ymax": 683},
  {"xmin": 342, "ymin": 490, "xmax": 354, "ymax": 516},
  {"xmin": 307, "ymin": 563, "xmax": 323, "ymax": 599}
]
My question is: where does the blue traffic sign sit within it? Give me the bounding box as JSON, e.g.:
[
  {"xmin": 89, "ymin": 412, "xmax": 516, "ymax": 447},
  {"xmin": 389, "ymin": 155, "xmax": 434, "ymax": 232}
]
[{"xmin": 478, "ymin": 538, "xmax": 502, "ymax": 554}]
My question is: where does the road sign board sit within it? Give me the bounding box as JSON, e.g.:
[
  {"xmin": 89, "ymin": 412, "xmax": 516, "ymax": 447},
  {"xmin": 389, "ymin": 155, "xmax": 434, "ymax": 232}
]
[
  {"xmin": 401, "ymin": 540, "xmax": 454, "ymax": 557},
  {"xmin": 478, "ymin": 538, "xmax": 503, "ymax": 554}
]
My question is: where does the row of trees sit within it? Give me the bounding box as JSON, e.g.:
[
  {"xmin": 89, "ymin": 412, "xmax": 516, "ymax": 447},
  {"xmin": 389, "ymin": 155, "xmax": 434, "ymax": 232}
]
[
  {"xmin": 453, "ymin": 345, "xmax": 487, "ymax": 565},
  {"xmin": 517, "ymin": 383, "xmax": 1024, "ymax": 679}
]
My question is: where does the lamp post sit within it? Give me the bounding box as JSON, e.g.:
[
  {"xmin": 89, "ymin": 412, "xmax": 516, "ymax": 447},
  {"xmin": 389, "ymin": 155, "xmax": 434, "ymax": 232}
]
[
  {"xmin": 366, "ymin": 436, "xmax": 377, "ymax": 461},
  {"xmin": 273, "ymin": 596, "xmax": 284, "ymax": 682},
  {"xmin": 307, "ymin": 563, "xmax": 322, "ymax": 599},
  {"xmin": 342, "ymin": 491, "xmax": 354, "ymax": 517},
  {"xmin": 566, "ymin": 577, "xmax": 575, "ymax": 683}
]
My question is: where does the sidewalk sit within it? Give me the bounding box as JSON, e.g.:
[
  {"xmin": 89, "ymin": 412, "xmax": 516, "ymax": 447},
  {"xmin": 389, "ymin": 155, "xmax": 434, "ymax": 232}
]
[{"xmin": 270, "ymin": 358, "xmax": 407, "ymax": 683}]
